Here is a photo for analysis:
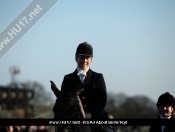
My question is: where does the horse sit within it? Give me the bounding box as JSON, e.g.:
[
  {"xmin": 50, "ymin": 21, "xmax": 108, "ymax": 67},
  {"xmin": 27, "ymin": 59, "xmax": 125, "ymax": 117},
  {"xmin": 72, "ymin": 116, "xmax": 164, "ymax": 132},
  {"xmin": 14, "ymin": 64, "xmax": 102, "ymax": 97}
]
[{"xmin": 50, "ymin": 81, "xmax": 116, "ymax": 132}]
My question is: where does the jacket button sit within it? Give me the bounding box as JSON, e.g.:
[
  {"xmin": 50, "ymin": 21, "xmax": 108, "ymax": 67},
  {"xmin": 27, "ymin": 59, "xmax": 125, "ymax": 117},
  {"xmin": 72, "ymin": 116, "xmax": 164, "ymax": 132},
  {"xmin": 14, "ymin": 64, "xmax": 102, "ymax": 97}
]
[
  {"xmin": 84, "ymin": 105, "xmax": 86, "ymax": 107},
  {"xmin": 82, "ymin": 89, "xmax": 84, "ymax": 91},
  {"xmin": 82, "ymin": 97, "xmax": 85, "ymax": 99}
]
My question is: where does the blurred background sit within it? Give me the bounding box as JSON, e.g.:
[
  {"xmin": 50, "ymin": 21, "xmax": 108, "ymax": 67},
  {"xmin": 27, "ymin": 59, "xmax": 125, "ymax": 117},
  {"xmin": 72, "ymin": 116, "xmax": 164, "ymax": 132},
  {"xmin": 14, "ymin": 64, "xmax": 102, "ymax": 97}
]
[{"xmin": 0, "ymin": 0, "xmax": 175, "ymax": 132}]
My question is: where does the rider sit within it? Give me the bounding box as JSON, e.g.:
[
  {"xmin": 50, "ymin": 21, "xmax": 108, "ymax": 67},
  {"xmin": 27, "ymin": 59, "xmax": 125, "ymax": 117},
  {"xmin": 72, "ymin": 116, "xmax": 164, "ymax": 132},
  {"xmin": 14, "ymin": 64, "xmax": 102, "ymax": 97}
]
[
  {"xmin": 61, "ymin": 42, "xmax": 109, "ymax": 120},
  {"xmin": 149, "ymin": 92, "xmax": 175, "ymax": 132}
]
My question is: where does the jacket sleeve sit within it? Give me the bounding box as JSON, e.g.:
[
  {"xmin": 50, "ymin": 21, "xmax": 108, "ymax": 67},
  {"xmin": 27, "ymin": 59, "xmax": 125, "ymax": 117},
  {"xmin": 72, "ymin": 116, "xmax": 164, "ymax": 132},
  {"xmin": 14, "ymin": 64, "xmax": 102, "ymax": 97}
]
[{"xmin": 89, "ymin": 73, "xmax": 107, "ymax": 116}]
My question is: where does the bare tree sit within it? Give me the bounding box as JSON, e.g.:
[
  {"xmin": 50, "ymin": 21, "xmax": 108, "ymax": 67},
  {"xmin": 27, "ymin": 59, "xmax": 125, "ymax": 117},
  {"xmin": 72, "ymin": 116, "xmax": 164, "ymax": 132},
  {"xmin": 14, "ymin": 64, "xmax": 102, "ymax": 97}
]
[
  {"xmin": 6, "ymin": 81, "xmax": 54, "ymax": 118},
  {"xmin": 118, "ymin": 95, "xmax": 157, "ymax": 118},
  {"xmin": 22, "ymin": 81, "xmax": 54, "ymax": 118},
  {"xmin": 105, "ymin": 93, "xmax": 128, "ymax": 118},
  {"xmin": 24, "ymin": 81, "xmax": 53, "ymax": 104},
  {"xmin": 105, "ymin": 93, "xmax": 157, "ymax": 118}
]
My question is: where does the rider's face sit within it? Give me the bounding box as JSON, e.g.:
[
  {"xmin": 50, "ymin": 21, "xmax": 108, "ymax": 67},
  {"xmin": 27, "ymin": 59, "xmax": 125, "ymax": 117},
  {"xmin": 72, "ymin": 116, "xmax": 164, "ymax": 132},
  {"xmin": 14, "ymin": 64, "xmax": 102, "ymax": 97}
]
[
  {"xmin": 76, "ymin": 55, "xmax": 92, "ymax": 70},
  {"xmin": 158, "ymin": 105, "xmax": 174, "ymax": 117}
]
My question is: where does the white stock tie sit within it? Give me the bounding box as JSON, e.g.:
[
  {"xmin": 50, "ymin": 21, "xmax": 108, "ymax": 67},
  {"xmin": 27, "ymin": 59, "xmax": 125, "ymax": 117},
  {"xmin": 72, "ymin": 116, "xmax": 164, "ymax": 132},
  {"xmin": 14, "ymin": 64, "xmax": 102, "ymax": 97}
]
[{"xmin": 77, "ymin": 72, "xmax": 86, "ymax": 83}]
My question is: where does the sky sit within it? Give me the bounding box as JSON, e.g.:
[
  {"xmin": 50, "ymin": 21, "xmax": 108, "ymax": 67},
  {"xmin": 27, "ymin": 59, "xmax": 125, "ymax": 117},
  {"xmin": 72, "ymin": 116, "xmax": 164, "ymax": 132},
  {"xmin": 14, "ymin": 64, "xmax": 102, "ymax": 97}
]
[{"xmin": 0, "ymin": 0, "xmax": 175, "ymax": 103}]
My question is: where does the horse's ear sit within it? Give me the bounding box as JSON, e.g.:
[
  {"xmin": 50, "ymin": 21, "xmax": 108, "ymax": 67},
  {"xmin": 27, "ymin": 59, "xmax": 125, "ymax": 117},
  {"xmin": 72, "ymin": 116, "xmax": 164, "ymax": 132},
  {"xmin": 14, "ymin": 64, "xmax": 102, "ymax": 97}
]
[
  {"xmin": 82, "ymin": 81, "xmax": 86, "ymax": 86},
  {"xmin": 50, "ymin": 80, "xmax": 61, "ymax": 98},
  {"xmin": 73, "ymin": 81, "xmax": 86, "ymax": 96}
]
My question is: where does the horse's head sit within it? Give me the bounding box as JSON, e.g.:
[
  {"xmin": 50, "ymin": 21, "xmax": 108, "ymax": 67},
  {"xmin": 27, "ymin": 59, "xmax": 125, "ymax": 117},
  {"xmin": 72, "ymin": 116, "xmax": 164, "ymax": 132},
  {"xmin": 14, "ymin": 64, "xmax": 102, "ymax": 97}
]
[
  {"xmin": 50, "ymin": 81, "xmax": 115, "ymax": 132},
  {"xmin": 50, "ymin": 81, "xmax": 85, "ymax": 119}
]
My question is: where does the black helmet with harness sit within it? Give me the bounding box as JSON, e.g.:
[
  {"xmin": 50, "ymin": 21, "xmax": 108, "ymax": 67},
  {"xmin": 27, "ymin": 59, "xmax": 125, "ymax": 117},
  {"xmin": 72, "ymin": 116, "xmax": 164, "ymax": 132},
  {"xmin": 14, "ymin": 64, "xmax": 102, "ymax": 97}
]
[
  {"xmin": 75, "ymin": 42, "xmax": 93, "ymax": 57},
  {"xmin": 156, "ymin": 92, "xmax": 175, "ymax": 108}
]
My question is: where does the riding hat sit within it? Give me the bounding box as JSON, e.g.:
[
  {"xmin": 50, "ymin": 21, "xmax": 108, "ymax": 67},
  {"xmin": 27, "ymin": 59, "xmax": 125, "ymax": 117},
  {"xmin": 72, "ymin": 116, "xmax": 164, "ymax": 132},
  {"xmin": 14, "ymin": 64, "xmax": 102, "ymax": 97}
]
[
  {"xmin": 156, "ymin": 92, "xmax": 175, "ymax": 108},
  {"xmin": 75, "ymin": 42, "xmax": 93, "ymax": 57}
]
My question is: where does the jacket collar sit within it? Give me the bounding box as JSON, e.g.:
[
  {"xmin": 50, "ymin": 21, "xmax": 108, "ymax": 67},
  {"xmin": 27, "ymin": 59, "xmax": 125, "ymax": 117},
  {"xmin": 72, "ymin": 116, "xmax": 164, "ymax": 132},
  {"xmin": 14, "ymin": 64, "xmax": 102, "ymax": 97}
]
[{"xmin": 73, "ymin": 68, "xmax": 93, "ymax": 86}]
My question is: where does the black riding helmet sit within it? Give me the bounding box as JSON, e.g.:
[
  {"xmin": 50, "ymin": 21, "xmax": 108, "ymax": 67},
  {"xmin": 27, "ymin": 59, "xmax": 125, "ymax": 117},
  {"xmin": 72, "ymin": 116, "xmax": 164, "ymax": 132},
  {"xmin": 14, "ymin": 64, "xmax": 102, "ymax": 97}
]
[
  {"xmin": 75, "ymin": 42, "xmax": 93, "ymax": 57},
  {"xmin": 156, "ymin": 92, "xmax": 175, "ymax": 108}
]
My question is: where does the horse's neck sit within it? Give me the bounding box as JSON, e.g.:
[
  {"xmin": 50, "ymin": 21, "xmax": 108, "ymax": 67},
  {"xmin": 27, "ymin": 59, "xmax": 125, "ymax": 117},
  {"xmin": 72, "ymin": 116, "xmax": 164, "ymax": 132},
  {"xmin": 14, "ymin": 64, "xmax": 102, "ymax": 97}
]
[{"xmin": 77, "ymin": 96, "xmax": 86, "ymax": 119}]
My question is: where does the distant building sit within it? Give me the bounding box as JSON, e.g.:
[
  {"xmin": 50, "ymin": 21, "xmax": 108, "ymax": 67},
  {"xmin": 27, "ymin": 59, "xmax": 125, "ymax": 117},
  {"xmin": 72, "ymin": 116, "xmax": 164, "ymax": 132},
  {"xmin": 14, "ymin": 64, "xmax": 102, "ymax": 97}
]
[{"xmin": 0, "ymin": 85, "xmax": 34, "ymax": 118}]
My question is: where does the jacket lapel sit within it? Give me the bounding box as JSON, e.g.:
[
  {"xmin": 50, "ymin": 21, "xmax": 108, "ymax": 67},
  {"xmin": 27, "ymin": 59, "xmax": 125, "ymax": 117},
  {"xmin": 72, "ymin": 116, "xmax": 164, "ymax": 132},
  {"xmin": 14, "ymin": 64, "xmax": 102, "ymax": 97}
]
[
  {"xmin": 73, "ymin": 69, "xmax": 82, "ymax": 84},
  {"xmin": 84, "ymin": 68, "xmax": 93, "ymax": 87},
  {"xmin": 73, "ymin": 68, "xmax": 93, "ymax": 88}
]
